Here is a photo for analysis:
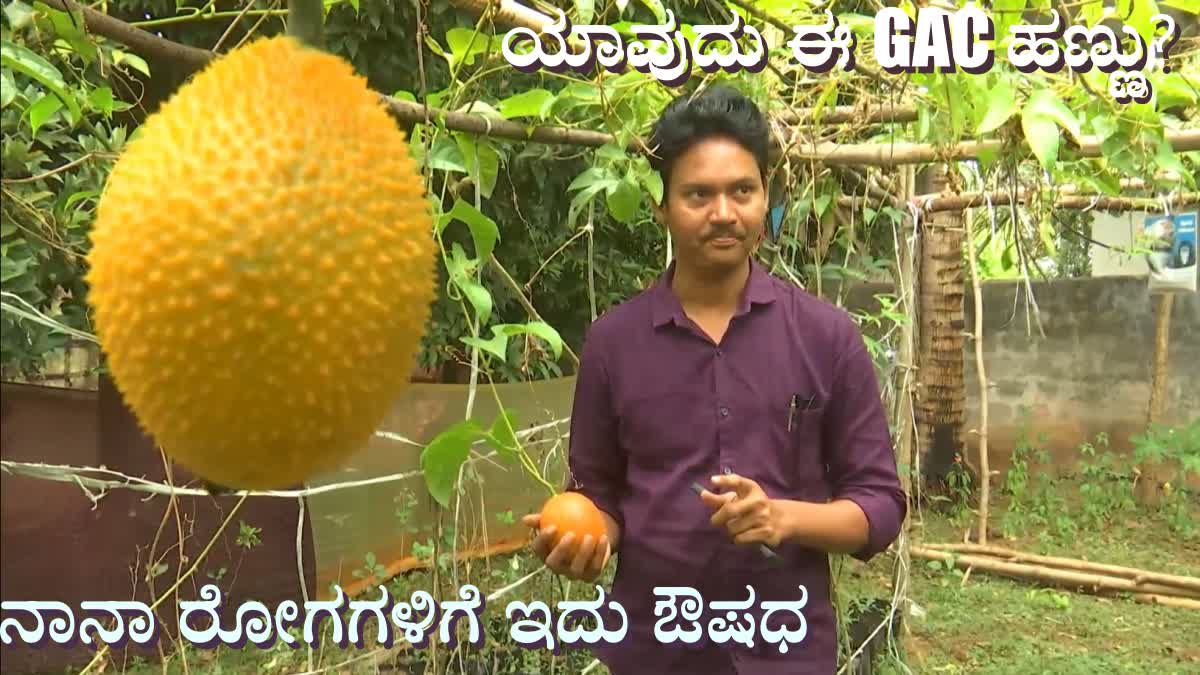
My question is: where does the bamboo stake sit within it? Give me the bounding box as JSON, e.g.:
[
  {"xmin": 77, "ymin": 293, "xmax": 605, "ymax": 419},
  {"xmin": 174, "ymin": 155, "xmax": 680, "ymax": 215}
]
[
  {"xmin": 776, "ymin": 105, "xmax": 918, "ymax": 126},
  {"xmin": 1147, "ymin": 293, "xmax": 1174, "ymax": 426},
  {"xmin": 919, "ymin": 543, "xmax": 1200, "ymax": 592},
  {"xmin": 1138, "ymin": 291, "xmax": 1176, "ymax": 507},
  {"xmin": 912, "ymin": 546, "xmax": 1200, "ymax": 603},
  {"xmin": 914, "ymin": 190, "xmax": 1200, "ymax": 214},
  {"xmin": 966, "ymin": 210, "xmax": 988, "ymax": 545},
  {"xmin": 1133, "ymin": 594, "xmax": 1200, "ymax": 610}
]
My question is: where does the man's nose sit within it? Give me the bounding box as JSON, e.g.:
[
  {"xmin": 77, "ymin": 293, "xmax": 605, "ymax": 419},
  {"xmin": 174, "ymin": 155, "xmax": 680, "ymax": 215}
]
[{"xmin": 711, "ymin": 195, "xmax": 736, "ymax": 222}]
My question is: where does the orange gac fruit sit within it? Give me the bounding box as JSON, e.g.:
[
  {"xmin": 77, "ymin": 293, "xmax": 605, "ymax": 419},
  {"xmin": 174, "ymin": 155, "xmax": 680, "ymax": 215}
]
[
  {"xmin": 539, "ymin": 492, "xmax": 609, "ymax": 549},
  {"xmin": 85, "ymin": 35, "xmax": 437, "ymax": 490}
]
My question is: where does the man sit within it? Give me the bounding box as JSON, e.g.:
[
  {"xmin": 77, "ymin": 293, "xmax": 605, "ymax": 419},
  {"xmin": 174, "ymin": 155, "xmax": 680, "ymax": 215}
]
[{"xmin": 522, "ymin": 85, "xmax": 907, "ymax": 674}]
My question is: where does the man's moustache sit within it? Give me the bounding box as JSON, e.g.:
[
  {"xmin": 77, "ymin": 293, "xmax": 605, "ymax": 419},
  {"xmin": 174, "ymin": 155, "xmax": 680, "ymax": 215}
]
[{"xmin": 705, "ymin": 230, "xmax": 744, "ymax": 241}]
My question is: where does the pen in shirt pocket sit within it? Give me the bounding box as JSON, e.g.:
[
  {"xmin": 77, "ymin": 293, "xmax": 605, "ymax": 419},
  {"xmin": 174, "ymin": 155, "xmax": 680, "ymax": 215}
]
[{"xmin": 787, "ymin": 393, "xmax": 817, "ymax": 431}]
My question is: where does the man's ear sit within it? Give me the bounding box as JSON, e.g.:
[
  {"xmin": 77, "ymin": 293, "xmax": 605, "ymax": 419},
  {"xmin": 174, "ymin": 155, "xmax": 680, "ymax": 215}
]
[{"xmin": 650, "ymin": 196, "xmax": 666, "ymax": 227}]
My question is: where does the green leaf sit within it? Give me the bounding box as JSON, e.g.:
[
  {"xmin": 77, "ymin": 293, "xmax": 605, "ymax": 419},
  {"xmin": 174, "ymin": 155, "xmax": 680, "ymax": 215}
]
[
  {"xmin": 1, "ymin": 39, "xmax": 81, "ymax": 124},
  {"xmin": 420, "ymin": 420, "xmax": 483, "ymax": 507},
  {"xmin": 459, "ymin": 279, "xmax": 493, "ymax": 325},
  {"xmin": 461, "ymin": 331, "xmax": 508, "ymax": 361},
  {"xmin": 439, "ymin": 199, "xmax": 500, "ymax": 260},
  {"xmin": 512, "ymin": 321, "xmax": 564, "ymax": 359},
  {"xmin": 28, "ymin": 94, "xmax": 62, "ymax": 137},
  {"xmin": 65, "ymin": 189, "xmax": 100, "ymax": 209},
  {"xmin": 2, "ymin": 71, "xmax": 18, "ymax": 108},
  {"xmin": 1120, "ymin": 0, "xmax": 1158, "ymax": 43},
  {"xmin": 1023, "ymin": 89, "xmax": 1082, "ymax": 144},
  {"xmin": 641, "ymin": 168, "xmax": 663, "ymax": 205},
  {"xmin": 455, "ymin": 134, "xmax": 500, "ymax": 198},
  {"xmin": 1153, "ymin": 135, "xmax": 1191, "ymax": 187},
  {"xmin": 87, "ymin": 87, "xmax": 114, "ymax": 115},
  {"xmin": 464, "ymin": 321, "xmax": 565, "ymax": 362},
  {"xmin": 1091, "ymin": 114, "xmax": 1118, "ymax": 141},
  {"xmin": 392, "ymin": 89, "xmax": 417, "ymax": 103},
  {"xmin": 992, "ymin": 0, "xmax": 1028, "ymax": 43},
  {"xmin": 1152, "ymin": 72, "xmax": 1197, "ymax": 112},
  {"xmin": 427, "ymin": 135, "xmax": 467, "ymax": 173},
  {"xmin": 977, "ymin": 80, "xmax": 1018, "ymax": 134},
  {"xmin": 445, "ymin": 243, "xmax": 492, "ymax": 324},
  {"xmin": 488, "ymin": 409, "xmax": 520, "ymax": 461},
  {"xmin": 569, "ymin": 166, "xmax": 616, "ymax": 193},
  {"xmin": 3, "ymin": 1, "xmax": 34, "ymax": 29},
  {"xmin": 111, "ymin": 50, "xmax": 150, "ymax": 77},
  {"xmin": 1021, "ymin": 111, "xmax": 1061, "ymax": 170},
  {"xmin": 814, "ymin": 193, "xmax": 833, "ymax": 217},
  {"xmin": 606, "ymin": 173, "xmax": 641, "ymax": 223},
  {"xmin": 1038, "ymin": 218, "xmax": 1057, "ymax": 258},
  {"xmin": 34, "ymin": 2, "xmax": 97, "ymax": 64},
  {"xmin": 445, "ymin": 28, "xmax": 497, "ymax": 67},
  {"xmin": 457, "ymin": 100, "xmax": 504, "ymax": 119},
  {"xmin": 498, "ymin": 88, "xmax": 555, "ymax": 120}
]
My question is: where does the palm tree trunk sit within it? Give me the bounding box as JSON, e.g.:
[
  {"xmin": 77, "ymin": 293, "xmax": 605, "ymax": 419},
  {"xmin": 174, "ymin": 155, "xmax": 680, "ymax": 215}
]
[{"xmin": 915, "ymin": 167, "xmax": 968, "ymax": 498}]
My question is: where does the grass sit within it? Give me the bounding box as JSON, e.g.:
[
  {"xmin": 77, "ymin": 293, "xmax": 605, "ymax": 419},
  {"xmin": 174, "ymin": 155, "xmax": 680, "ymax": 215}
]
[{"xmin": 900, "ymin": 455, "xmax": 1199, "ymax": 674}]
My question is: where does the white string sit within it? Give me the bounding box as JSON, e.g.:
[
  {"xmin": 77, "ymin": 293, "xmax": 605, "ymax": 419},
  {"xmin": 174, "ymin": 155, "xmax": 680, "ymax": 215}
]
[{"xmin": 0, "ymin": 417, "xmax": 569, "ymax": 500}]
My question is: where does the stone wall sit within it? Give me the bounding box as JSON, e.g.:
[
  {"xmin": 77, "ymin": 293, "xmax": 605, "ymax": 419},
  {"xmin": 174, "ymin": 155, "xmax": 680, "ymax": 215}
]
[{"xmin": 841, "ymin": 275, "xmax": 1199, "ymax": 477}]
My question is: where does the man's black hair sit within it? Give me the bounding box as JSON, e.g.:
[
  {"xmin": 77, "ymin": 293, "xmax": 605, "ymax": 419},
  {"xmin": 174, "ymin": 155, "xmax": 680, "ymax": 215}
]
[{"xmin": 646, "ymin": 85, "xmax": 770, "ymax": 202}]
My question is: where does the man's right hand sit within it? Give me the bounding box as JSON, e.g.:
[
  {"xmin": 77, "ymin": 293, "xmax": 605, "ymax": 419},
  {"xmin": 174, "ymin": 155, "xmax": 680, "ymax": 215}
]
[{"xmin": 522, "ymin": 513, "xmax": 612, "ymax": 582}]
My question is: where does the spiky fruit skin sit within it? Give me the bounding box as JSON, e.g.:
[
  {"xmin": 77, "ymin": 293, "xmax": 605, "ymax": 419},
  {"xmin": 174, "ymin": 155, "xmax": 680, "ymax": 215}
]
[{"xmin": 85, "ymin": 36, "xmax": 437, "ymax": 490}]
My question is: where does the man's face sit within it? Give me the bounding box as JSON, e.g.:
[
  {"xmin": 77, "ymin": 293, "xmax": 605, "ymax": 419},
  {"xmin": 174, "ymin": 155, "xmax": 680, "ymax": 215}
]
[{"xmin": 653, "ymin": 136, "xmax": 767, "ymax": 274}]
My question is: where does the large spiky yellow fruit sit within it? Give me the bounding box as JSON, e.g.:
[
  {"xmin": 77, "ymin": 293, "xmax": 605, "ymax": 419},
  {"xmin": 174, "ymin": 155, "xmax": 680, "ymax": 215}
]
[{"xmin": 85, "ymin": 36, "xmax": 437, "ymax": 490}]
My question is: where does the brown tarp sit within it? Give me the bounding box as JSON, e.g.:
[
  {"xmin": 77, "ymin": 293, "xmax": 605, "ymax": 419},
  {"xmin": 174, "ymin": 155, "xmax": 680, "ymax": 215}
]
[{"xmin": 1, "ymin": 376, "xmax": 317, "ymax": 675}]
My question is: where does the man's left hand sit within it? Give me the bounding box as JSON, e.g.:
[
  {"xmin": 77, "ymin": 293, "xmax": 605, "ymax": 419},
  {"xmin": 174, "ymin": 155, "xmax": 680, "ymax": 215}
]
[{"xmin": 699, "ymin": 474, "xmax": 785, "ymax": 548}]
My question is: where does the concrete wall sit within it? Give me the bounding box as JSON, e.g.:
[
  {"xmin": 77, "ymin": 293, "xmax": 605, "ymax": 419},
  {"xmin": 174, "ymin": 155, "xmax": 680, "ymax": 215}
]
[{"xmin": 843, "ymin": 275, "xmax": 1198, "ymax": 476}]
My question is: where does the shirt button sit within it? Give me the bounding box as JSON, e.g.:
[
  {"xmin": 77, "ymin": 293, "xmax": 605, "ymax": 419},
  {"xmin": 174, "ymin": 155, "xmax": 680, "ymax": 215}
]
[
  {"xmin": 719, "ymin": 406, "xmax": 730, "ymax": 417},
  {"xmin": 723, "ymin": 466, "xmax": 733, "ymax": 475},
  {"xmin": 715, "ymin": 348, "xmax": 723, "ymax": 357}
]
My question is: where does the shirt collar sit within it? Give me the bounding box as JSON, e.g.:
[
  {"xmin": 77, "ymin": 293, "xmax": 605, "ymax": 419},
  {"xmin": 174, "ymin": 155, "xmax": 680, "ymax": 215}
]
[{"xmin": 650, "ymin": 256, "xmax": 777, "ymax": 328}]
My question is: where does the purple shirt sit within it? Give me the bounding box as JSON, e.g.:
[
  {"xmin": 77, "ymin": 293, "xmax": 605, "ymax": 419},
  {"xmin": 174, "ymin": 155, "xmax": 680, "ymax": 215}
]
[{"xmin": 566, "ymin": 258, "xmax": 907, "ymax": 674}]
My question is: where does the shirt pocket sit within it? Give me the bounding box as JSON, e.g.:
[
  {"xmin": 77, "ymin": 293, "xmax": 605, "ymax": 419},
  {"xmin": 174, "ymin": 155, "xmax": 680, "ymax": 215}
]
[{"xmin": 778, "ymin": 393, "xmax": 828, "ymax": 499}]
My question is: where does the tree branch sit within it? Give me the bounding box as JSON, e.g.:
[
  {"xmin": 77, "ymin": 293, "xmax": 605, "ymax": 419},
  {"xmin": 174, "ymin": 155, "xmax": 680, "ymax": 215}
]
[{"xmin": 42, "ymin": 0, "xmax": 212, "ymax": 71}]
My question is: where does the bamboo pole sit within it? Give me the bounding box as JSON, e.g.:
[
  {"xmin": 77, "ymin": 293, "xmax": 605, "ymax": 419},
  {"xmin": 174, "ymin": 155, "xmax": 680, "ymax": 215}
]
[
  {"xmin": 890, "ymin": 165, "xmax": 919, "ymax": 652},
  {"xmin": 912, "ymin": 546, "xmax": 1200, "ymax": 603},
  {"xmin": 1137, "ymin": 292, "xmax": 1176, "ymax": 507},
  {"xmin": 921, "ymin": 543, "xmax": 1200, "ymax": 593},
  {"xmin": 966, "ymin": 211, "xmax": 989, "ymax": 545},
  {"xmin": 1133, "ymin": 594, "xmax": 1200, "ymax": 610},
  {"xmin": 37, "ymin": 0, "xmax": 1200, "ymax": 165},
  {"xmin": 1147, "ymin": 293, "xmax": 1175, "ymax": 426},
  {"xmin": 914, "ymin": 190, "xmax": 1200, "ymax": 214},
  {"xmin": 776, "ymin": 105, "xmax": 919, "ymax": 126}
]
